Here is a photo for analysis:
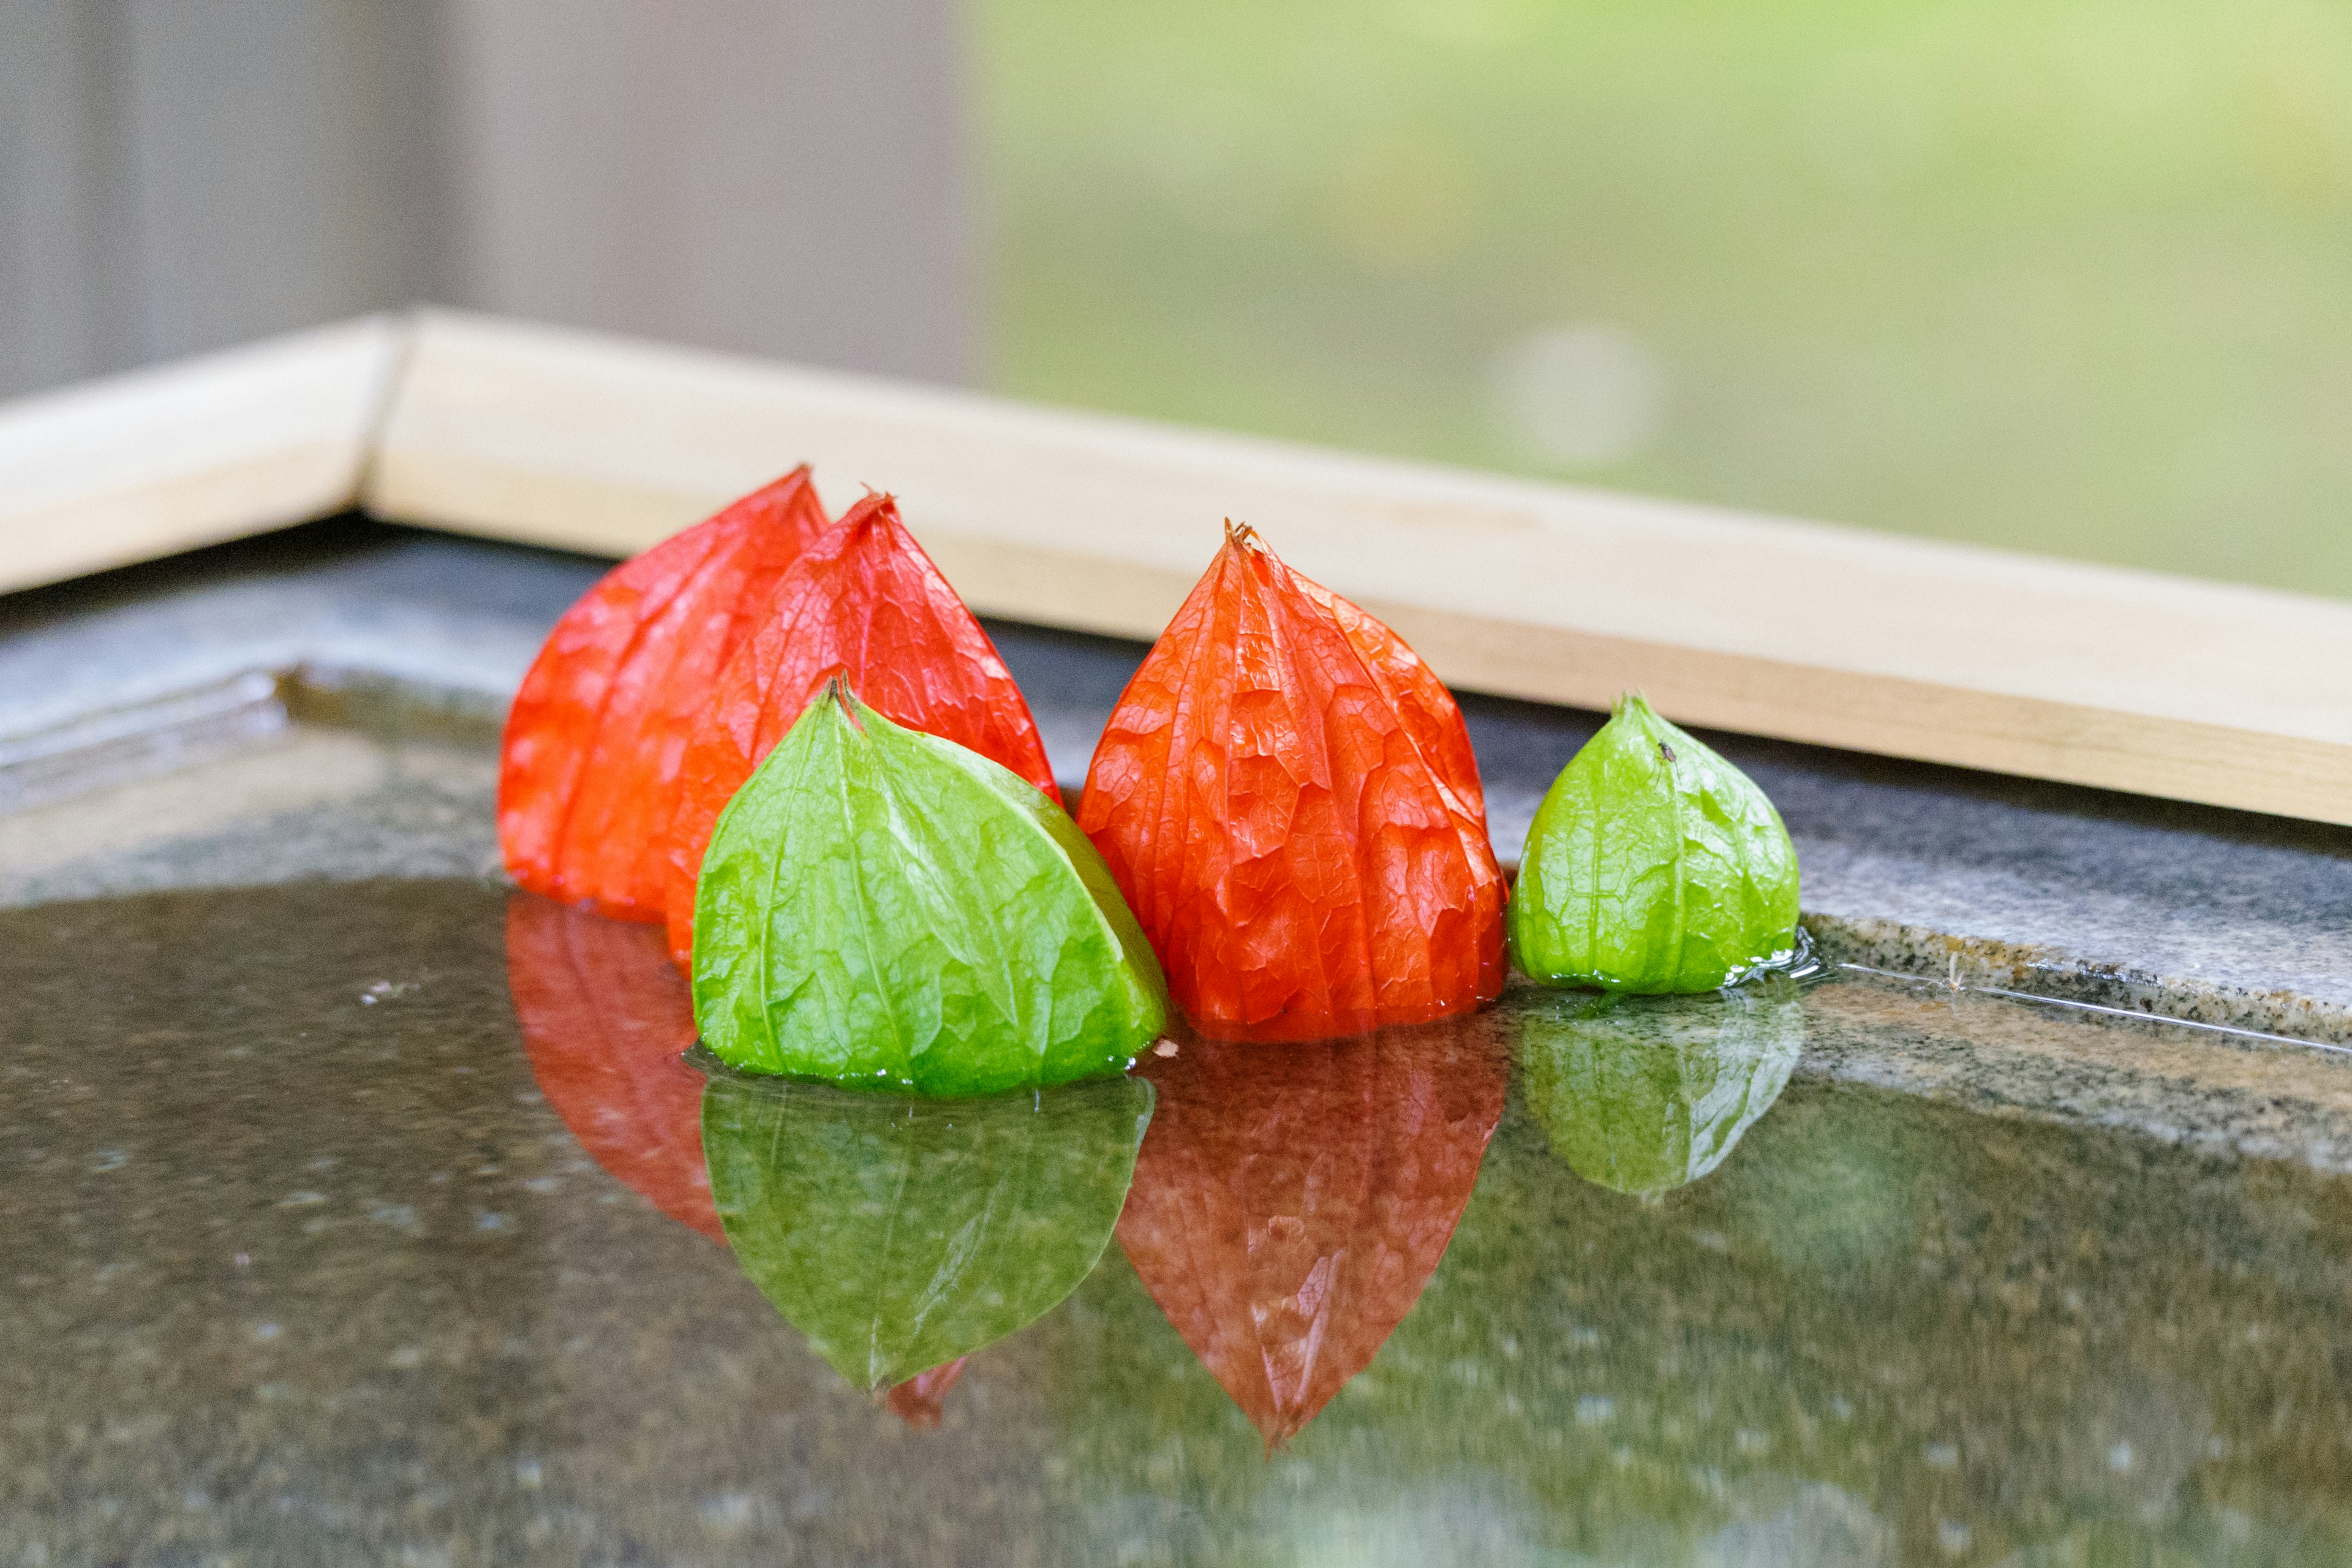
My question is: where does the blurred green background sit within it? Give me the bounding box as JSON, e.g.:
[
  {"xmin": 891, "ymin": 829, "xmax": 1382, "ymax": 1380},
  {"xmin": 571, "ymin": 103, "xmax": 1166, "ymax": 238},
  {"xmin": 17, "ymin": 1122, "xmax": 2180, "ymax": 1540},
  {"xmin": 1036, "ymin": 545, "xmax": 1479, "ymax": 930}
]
[{"xmin": 976, "ymin": 0, "xmax": 2352, "ymax": 601}]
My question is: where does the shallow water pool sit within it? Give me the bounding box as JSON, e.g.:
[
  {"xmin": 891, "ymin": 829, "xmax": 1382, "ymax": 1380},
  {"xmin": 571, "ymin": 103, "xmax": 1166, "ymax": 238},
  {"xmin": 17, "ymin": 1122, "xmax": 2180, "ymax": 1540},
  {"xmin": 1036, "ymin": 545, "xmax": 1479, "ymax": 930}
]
[{"xmin": 7, "ymin": 876, "xmax": 2351, "ymax": 1566}]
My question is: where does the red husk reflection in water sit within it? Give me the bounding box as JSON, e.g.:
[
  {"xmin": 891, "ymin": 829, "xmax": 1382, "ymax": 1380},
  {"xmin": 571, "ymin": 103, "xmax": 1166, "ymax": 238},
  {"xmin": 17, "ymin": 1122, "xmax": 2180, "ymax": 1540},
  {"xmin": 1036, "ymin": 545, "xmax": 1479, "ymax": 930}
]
[
  {"xmin": 1115, "ymin": 1015, "xmax": 1508, "ymax": 1446},
  {"xmin": 505, "ymin": 893, "xmax": 968, "ymax": 1427},
  {"xmin": 880, "ymin": 1358, "xmax": 970, "ymax": 1429},
  {"xmin": 503, "ymin": 894, "xmax": 721, "ymax": 1242}
]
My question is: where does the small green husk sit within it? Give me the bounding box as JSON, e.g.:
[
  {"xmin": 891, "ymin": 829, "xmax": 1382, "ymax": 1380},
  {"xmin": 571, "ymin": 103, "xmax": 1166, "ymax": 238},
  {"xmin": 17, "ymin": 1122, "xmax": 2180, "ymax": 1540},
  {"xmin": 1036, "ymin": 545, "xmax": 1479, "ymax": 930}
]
[{"xmin": 1507, "ymin": 693, "xmax": 1799, "ymax": 995}]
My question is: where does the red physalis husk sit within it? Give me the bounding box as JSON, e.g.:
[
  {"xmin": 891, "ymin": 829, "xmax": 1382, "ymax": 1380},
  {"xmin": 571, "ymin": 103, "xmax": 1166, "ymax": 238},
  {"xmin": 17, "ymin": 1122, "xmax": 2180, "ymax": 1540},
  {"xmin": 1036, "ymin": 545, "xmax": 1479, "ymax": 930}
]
[
  {"xmin": 1078, "ymin": 524, "xmax": 1504, "ymax": 1042},
  {"xmin": 503, "ymin": 892, "xmax": 722, "ymax": 1242},
  {"xmin": 659, "ymin": 492, "xmax": 1059, "ymax": 965},
  {"xmin": 499, "ymin": 469, "xmax": 832, "ymax": 919},
  {"xmin": 1115, "ymin": 1016, "xmax": 1507, "ymax": 1447}
]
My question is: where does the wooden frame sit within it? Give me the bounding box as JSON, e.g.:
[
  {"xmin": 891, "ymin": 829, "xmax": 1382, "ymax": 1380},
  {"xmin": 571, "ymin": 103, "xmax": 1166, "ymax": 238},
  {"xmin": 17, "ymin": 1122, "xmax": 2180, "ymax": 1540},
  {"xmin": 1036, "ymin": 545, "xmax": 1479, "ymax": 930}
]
[
  {"xmin": 0, "ymin": 316, "xmax": 404, "ymax": 594},
  {"xmin": 6, "ymin": 307, "xmax": 2350, "ymax": 827}
]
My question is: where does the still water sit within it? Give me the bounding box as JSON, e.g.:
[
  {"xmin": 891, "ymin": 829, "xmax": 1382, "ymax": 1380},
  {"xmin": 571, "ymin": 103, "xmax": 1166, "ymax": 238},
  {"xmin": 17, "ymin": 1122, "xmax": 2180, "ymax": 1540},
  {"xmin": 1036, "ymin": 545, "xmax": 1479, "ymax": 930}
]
[{"xmin": 5, "ymin": 878, "xmax": 2350, "ymax": 1566}]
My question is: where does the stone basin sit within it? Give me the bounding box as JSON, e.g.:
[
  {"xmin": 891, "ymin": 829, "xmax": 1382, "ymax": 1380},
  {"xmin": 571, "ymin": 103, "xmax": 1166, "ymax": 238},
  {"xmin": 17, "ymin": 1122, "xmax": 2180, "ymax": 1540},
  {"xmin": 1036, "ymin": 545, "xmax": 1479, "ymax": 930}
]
[{"xmin": 5, "ymin": 521, "xmax": 2350, "ymax": 1566}]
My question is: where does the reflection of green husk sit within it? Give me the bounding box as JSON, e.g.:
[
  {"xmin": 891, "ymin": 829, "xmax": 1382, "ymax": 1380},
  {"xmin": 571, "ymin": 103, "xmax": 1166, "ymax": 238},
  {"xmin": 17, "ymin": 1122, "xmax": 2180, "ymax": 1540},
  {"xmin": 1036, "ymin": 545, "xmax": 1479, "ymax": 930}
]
[
  {"xmin": 1509, "ymin": 694, "xmax": 1800, "ymax": 994},
  {"xmin": 693, "ymin": 685, "xmax": 1166, "ymax": 1095},
  {"xmin": 702, "ymin": 1068, "xmax": 1153, "ymax": 1390},
  {"xmin": 1519, "ymin": 983, "xmax": 1801, "ymax": 1197}
]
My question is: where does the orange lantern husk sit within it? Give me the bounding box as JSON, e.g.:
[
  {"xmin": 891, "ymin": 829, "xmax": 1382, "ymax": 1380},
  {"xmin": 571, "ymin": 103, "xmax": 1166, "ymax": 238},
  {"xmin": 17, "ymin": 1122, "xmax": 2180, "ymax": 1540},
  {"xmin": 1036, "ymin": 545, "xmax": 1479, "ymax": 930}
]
[
  {"xmin": 1115, "ymin": 1017, "xmax": 1508, "ymax": 1446},
  {"xmin": 660, "ymin": 492, "xmax": 1059, "ymax": 967},
  {"xmin": 1078, "ymin": 524, "xmax": 1504, "ymax": 1042},
  {"xmin": 499, "ymin": 469, "xmax": 832, "ymax": 919},
  {"xmin": 504, "ymin": 893, "xmax": 722, "ymax": 1242}
]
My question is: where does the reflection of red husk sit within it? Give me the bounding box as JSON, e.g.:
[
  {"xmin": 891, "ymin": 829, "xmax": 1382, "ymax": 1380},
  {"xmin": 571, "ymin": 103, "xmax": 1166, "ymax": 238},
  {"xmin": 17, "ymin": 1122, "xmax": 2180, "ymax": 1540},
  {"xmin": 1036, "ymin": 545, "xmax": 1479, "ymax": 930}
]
[
  {"xmin": 1115, "ymin": 1017, "xmax": 1507, "ymax": 1446},
  {"xmin": 499, "ymin": 468, "xmax": 831, "ymax": 921},
  {"xmin": 504, "ymin": 894, "xmax": 722, "ymax": 1242},
  {"xmin": 880, "ymin": 1357, "xmax": 970, "ymax": 1429}
]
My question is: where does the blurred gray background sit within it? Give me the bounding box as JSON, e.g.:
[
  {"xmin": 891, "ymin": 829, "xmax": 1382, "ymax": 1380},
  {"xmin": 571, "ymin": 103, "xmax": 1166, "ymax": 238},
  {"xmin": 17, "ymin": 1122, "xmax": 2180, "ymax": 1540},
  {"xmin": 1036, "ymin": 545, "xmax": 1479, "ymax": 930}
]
[
  {"xmin": 5, "ymin": 0, "xmax": 2347, "ymax": 600},
  {"xmin": 0, "ymin": 0, "xmax": 974, "ymax": 399}
]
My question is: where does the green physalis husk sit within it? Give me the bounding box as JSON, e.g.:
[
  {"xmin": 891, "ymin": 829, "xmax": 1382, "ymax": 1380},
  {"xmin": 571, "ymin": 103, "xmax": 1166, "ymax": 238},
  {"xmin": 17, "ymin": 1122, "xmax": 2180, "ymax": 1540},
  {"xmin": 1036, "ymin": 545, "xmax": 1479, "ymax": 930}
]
[
  {"xmin": 692, "ymin": 682, "xmax": 1167, "ymax": 1095},
  {"xmin": 703, "ymin": 1068, "xmax": 1153, "ymax": 1390},
  {"xmin": 1507, "ymin": 693, "xmax": 1799, "ymax": 994},
  {"xmin": 1518, "ymin": 983, "xmax": 1802, "ymax": 1199}
]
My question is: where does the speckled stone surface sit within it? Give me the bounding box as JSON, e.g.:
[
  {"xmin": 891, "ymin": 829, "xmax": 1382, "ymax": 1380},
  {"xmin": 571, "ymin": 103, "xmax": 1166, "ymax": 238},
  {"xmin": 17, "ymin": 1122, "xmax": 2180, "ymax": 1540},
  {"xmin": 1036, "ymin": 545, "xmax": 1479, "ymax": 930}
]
[{"xmin": 4, "ymin": 521, "xmax": 2347, "ymax": 1044}]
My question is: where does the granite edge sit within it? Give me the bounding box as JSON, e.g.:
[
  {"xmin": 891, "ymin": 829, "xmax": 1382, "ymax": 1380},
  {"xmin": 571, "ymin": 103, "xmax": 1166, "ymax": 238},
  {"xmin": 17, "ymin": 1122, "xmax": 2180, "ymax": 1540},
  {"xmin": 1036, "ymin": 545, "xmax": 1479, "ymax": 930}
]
[{"xmin": 1803, "ymin": 912, "xmax": 2351, "ymax": 1049}]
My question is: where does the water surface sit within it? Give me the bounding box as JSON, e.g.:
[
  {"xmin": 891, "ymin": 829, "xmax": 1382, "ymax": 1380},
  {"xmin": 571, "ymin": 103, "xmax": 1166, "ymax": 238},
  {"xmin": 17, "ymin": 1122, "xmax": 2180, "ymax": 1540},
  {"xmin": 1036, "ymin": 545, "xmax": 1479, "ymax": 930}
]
[{"xmin": 6, "ymin": 878, "xmax": 2351, "ymax": 1566}]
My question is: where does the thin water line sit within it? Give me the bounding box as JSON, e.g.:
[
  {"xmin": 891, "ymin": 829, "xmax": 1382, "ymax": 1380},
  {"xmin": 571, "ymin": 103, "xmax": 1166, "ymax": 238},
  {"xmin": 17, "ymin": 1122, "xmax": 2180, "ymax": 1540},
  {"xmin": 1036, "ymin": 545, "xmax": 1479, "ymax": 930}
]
[
  {"xmin": 1836, "ymin": 961, "xmax": 2352, "ymax": 1057},
  {"xmin": 0, "ymin": 671, "xmax": 282, "ymax": 767},
  {"xmin": 0, "ymin": 671, "xmax": 290, "ymax": 813}
]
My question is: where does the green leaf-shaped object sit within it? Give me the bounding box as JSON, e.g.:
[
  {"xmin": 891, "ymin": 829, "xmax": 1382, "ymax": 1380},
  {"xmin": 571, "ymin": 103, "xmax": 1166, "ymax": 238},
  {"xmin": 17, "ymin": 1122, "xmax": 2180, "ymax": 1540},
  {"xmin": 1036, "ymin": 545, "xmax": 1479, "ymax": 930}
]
[
  {"xmin": 692, "ymin": 684, "xmax": 1167, "ymax": 1095},
  {"xmin": 1518, "ymin": 982, "xmax": 1802, "ymax": 1198},
  {"xmin": 1507, "ymin": 694, "xmax": 1799, "ymax": 993},
  {"xmin": 702, "ymin": 1068, "xmax": 1155, "ymax": 1389}
]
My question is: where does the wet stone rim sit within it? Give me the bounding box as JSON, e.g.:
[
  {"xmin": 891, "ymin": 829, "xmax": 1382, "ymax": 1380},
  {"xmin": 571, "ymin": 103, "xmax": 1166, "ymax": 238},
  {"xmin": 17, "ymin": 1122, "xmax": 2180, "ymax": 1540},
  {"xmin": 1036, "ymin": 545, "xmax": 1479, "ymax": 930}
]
[{"xmin": 1804, "ymin": 914, "xmax": 2352, "ymax": 1051}]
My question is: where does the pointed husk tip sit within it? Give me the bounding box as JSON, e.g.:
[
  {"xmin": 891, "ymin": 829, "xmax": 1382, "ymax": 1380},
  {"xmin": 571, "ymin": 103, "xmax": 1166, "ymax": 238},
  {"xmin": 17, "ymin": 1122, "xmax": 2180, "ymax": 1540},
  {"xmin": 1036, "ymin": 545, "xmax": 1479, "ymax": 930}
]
[
  {"xmin": 1611, "ymin": 690, "xmax": 1654, "ymax": 722},
  {"xmin": 817, "ymin": 674, "xmax": 867, "ymax": 727}
]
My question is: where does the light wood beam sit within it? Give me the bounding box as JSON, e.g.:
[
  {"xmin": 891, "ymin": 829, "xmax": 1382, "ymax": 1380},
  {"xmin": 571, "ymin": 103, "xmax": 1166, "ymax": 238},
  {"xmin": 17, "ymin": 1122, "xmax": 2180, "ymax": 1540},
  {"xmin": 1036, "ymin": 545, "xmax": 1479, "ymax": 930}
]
[
  {"xmin": 368, "ymin": 310, "xmax": 2352, "ymax": 827},
  {"xmin": 0, "ymin": 316, "xmax": 404, "ymax": 593}
]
